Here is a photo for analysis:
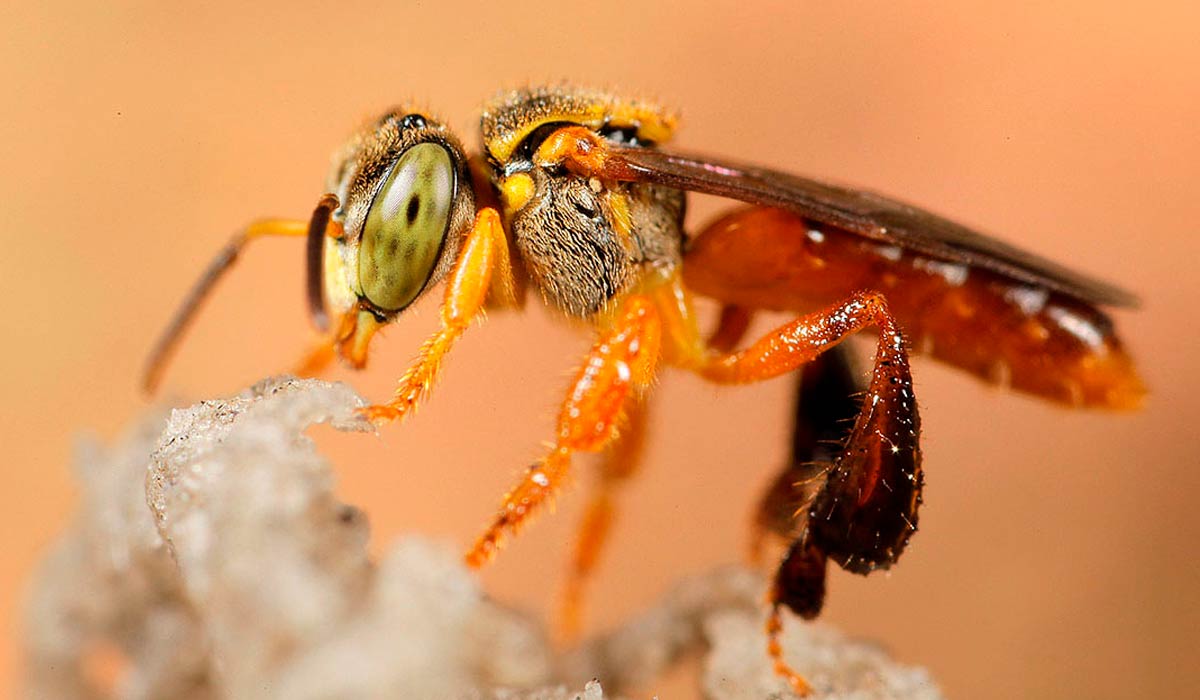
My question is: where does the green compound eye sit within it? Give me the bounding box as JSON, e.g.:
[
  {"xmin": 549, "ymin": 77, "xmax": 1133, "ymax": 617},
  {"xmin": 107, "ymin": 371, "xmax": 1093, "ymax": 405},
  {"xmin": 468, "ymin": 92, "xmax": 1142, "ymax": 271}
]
[{"xmin": 359, "ymin": 142, "xmax": 455, "ymax": 311}]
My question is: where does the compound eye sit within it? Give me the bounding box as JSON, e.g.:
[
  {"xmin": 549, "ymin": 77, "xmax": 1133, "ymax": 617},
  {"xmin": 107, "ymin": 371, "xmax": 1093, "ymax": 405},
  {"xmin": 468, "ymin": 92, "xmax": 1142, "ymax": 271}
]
[{"xmin": 359, "ymin": 142, "xmax": 455, "ymax": 311}]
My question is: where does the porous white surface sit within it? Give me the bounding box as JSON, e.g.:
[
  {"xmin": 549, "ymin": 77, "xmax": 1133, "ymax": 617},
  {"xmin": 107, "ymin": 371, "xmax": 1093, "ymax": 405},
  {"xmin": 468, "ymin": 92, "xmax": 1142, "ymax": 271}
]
[{"xmin": 23, "ymin": 377, "xmax": 941, "ymax": 699}]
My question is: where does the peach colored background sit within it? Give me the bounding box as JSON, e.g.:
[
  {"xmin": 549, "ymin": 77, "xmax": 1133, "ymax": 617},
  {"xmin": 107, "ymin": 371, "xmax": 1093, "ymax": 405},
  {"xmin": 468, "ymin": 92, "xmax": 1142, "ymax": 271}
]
[{"xmin": 3, "ymin": 2, "xmax": 1198, "ymax": 698}]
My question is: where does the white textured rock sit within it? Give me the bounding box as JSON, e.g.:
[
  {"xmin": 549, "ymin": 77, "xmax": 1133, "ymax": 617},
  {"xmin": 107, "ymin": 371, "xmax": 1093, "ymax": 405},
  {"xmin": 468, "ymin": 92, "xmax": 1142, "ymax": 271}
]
[{"xmin": 23, "ymin": 377, "xmax": 941, "ymax": 699}]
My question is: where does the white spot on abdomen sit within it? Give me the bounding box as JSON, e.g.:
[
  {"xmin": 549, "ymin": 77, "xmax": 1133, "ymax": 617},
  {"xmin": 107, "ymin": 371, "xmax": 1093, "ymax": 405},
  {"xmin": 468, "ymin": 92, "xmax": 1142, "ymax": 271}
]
[
  {"xmin": 1006, "ymin": 285, "xmax": 1050, "ymax": 316},
  {"xmin": 878, "ymin": 245, "xmax": 903, "ymax": 261},
  {"xmin": 915, "ymin": 258, "xmax": 969, "ymax": 286},
  {"xmin": 1047, "ymin": 306, "xmax": 1105, "ymax": 349}
]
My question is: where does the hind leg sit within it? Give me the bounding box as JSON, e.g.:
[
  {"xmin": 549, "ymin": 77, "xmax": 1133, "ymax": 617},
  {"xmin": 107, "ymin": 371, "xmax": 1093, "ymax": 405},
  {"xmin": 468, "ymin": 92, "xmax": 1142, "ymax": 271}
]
[
  {"xmin": 749, "ymin": 345, "xmax": 862, "ymax": 564},
  {"xmin": 751, "ymin": 346, "xmax": 869, "ymax": 696},
  {"xmin": 653, "ymin": 275, "xmax": 923, "ymax": 696}
]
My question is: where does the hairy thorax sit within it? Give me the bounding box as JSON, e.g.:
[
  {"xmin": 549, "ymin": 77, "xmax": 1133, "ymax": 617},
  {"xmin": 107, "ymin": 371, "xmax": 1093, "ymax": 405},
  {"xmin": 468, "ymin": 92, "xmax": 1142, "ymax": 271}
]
[
  {"xmin": 481, "ymin": 85, "xmax": 687, "ymax": 318},
  {"xmin": 511, "ymin": 171, "xmax": 684, "ymax": 317}
]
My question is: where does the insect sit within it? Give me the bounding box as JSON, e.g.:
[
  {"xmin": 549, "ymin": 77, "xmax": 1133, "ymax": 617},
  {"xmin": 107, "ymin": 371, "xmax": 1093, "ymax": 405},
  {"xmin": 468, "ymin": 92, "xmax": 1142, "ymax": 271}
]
[{"xmin": 144, "ymin": 85, "xmax": 1143, "ymax": 695}]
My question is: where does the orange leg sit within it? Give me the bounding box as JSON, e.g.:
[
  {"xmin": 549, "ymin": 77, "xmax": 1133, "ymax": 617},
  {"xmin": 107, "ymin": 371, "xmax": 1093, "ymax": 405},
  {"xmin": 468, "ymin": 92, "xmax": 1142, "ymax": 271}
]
[
  {"xmin": 466, "ymin": 295, "xmax": 662, "ymax": 568},
  {"xmin": 765, "ymin": 535, "xmax": 827, "ymax": 697},
  {"xmin": 699, "ymin": 290, "xmax": 910, "ymax": 385},
  {"xmin": 766, "ymin": 605, "xmax": 807, "ymax": 695},
  {"xmin": 360, "ymin": 208, "xmax": 513, "ymax": 424},
  {"xmin": 691, "ymin": 286, "xmax": 925, "ymax": 565},
  {"xmin": 697, "ymin": 292, "xmax": 921, "ymax": 697},
  {"xmin": 294, "ymin": 302, "xmax": 380, "ymax": 378},
  {"xmin": 559, "ymin": 395, "xmax": 650, "ymax": 640},
  {"xmin": 469, "ymin": 155, "xmax": 526, "ymax": 311},
  {"xmin": 652, "ymin": 275, "xmax": 922, "ymax": 696}
]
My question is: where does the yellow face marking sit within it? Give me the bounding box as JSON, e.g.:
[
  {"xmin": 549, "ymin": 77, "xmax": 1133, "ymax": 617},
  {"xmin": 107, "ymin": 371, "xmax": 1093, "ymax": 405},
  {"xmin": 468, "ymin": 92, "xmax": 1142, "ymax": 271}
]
[{"xmin": 322, "ymin": 235, "xmax": 358, "ymax": 316}]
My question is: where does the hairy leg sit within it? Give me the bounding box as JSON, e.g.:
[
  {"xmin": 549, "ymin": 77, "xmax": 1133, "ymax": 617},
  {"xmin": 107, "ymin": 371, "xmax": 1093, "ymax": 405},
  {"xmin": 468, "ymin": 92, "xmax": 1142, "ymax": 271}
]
[
  {"xmin": 361, "ymin": 208, "xmax": 514, "ymax": 424},
  {"xmin": 466, "ymin": 295, "xmax": 662, "ymax": 568},
  {"xmin": 559, "ymin": 395, "xmax": 651, "ymax": 639}
]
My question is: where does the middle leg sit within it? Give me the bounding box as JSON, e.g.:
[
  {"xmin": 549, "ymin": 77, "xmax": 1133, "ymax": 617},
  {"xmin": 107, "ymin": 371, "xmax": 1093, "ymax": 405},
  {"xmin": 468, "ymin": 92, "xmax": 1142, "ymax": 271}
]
[
  {"xmin": 560, "ymin": 394, "xmax": 651, "ymax": 640},
  {"xmin": 466, "ymin": 295, "xmax": 662, "ymax": 568}
]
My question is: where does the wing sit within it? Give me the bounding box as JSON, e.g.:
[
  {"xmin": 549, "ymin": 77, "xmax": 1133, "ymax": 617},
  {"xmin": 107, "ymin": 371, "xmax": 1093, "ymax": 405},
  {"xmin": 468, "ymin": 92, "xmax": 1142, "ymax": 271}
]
[{"xmin": 607, "ymin": 146, "xmax": 1139, "ymax": 308}]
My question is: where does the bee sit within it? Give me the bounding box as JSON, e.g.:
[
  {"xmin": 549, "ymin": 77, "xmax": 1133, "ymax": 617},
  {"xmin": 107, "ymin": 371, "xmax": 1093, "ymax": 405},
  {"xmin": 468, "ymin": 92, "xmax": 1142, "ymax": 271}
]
[{"xmin": 144, "ymin": 85, "xmax": 1143, "ymax": 695}]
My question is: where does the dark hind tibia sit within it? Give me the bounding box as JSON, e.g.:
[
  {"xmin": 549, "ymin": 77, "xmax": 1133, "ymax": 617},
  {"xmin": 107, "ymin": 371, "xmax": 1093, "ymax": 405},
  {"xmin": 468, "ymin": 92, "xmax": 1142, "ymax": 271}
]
[
  {"xmin": 701, "ymin": 290, "xmax": 925, "ymax": 577},
  {"xmin": 753, "ymin": 345, "xmax": 864, "ymax": 547},
  {"xmin": 760, "ymin": 346, "xmax": 865, "ymax": 619},
  {"xmin": 807, "ymin": 332, "xmax": 923, "ymax": 575}
]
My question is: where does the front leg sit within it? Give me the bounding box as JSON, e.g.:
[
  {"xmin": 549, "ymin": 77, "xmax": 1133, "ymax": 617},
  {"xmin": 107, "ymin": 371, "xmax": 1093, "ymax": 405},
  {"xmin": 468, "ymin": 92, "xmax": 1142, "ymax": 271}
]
[
  {"xmin": 466, "ymin": 296, "xmax": 662, "ymax": 568},
  {"xmin": 361, "ymin": 207, "xmax": 513, "ymax": 424}
]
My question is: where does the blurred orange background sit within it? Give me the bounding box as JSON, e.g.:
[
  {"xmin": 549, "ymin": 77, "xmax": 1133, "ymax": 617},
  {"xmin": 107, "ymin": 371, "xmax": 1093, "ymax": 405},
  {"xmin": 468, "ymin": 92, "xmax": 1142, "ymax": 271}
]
[{"xmin": 3, "ymin": 2, "xmax": 1198, "ymax": 698}]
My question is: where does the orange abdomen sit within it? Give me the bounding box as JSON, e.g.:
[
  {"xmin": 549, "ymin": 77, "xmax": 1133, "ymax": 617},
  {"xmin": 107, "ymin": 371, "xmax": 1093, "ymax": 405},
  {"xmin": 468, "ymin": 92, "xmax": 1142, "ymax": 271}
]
[{"xmin": 683, "ymin": 207, "xmax": 1143, "ymax": 409}]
